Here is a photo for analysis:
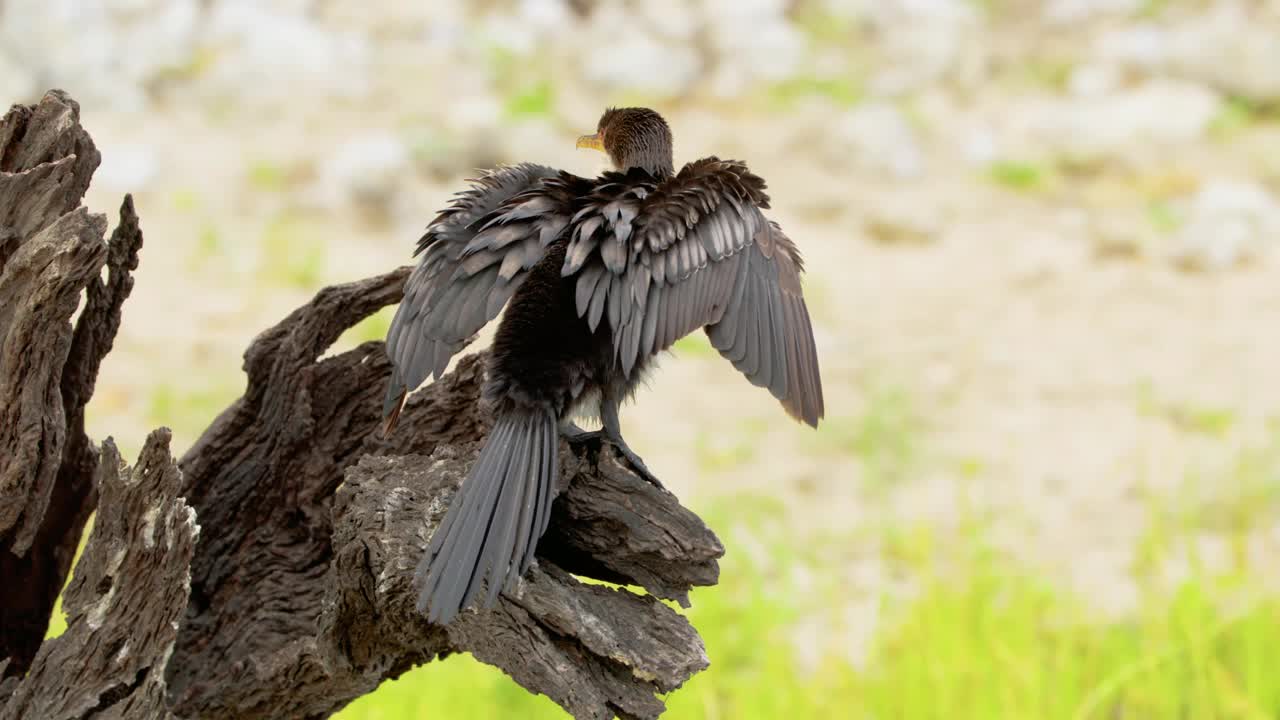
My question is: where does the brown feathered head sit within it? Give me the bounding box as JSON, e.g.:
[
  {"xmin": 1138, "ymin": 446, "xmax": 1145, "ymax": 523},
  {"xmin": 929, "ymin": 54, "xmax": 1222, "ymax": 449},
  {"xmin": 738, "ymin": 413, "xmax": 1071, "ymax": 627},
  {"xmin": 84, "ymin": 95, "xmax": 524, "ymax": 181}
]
[{"xmin": 577, "ymin": 107, "xmax": 674, "ymax": 177}]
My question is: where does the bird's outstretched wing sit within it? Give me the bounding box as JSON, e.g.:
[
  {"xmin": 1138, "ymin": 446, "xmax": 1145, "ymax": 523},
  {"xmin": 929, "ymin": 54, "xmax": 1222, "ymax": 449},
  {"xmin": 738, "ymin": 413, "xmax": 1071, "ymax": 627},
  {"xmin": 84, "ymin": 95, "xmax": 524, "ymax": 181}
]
[
  {"xmin": 562, "ymin": 158, "xmax": 824, "ymax": 426},
  {"xmin": 383, "ymin": 163, "xmax": 590, "ymax": 427}
]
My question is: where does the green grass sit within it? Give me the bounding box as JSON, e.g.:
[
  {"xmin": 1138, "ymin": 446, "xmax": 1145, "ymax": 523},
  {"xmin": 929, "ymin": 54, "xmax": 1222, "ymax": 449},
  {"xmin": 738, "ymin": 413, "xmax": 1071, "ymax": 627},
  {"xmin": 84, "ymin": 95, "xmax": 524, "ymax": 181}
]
[
  {"xmin": 36, "ymin": 462, "xmax": 1280, "ymax": 720},
  {"xmin": 149, "ymin": 46, "xmax": 219, "ymax": 86},
  {"xmin": 793, "ymin": 6, "xmax": 860, "ymax": 49},
  {"xmin": 1135, "ymin": 382, "xmax": 1239, "ymax": 438},
  {"xmin": 1210, "ymin": 98, "xmax": 1258, "ymax": 140},
  {"xmin": 693, "ymin": 418, "xmax": 770, "ymax": 472},
  {"xmin": 504, "ymin": 81, "xmax": 556, "ymax": 120},
  {"xmin": 51, "ymin": 364, "xmax": 1280, "ymax": 720},
  {"xmin": 332, "ymin": 305, "xmax": 396, "ymax": 354},
  {"xmin": 1021, "ymin": 58, "xmax": 1074, "ymax": 92},
  {"xmin": 337, "ymin": 483, "xmax": 1280, "ymax": 720},
  {"xmin": 987, "ymin": 160, "xmax": 1052, "ymax": 193},
  {"xmin": 146, "ymin": 378, "xmax": 244, "ymax": 453},
  {"xmin": 860, "ymin": 568, "xmax": 1280, "ymax": 719},
  {"xmin": 171, "ymin": 189, "xmax": 201, "ymax": 213},
  {"xmin": 672, "ymin": 333, "xmax": 717, "ymax": 359},
  {"xmin": 1146, "ymin": 200, "xmax": 1184, "ymax": 235},
  {"xmin": 1209, "ymin": 96, "xmax": 1280, "ymax": 140},
  {"xmin": 46, "ymin": 504, "xmax": 1273, "ymax": 720},
  {"xmin": 257, "ymin": 212, "xmax": 328, "ymax": 290},
  {"xmin": 767, "ymin": 76, "xmax": 864, "ymax": 109},
  {"xmin": 1137, "ymin": 0, "xmax": 1173, "ymax": 18},
  {"xmin": 246, "ymin": 159, "xmax": 291, "ymax": 192},
  {"xmin": 186, "ymin": 221, "xmax": 224, "ymax": 273},
  {"xmin": 805, "ymin": 381, "xmax": 922, "ymax": 489}
]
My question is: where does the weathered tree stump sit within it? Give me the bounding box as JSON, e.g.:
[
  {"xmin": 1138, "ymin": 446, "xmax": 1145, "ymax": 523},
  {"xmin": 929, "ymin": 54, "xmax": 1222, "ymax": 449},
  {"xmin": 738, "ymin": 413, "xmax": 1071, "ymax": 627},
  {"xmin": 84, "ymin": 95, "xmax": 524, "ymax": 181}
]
[
  {"xmin": 0, "ymin": 90, "xmax": 723, "ymax": 720},
  {"xmin": 0, "ymin": 89, "xmax": 143, "ymax": 679}
]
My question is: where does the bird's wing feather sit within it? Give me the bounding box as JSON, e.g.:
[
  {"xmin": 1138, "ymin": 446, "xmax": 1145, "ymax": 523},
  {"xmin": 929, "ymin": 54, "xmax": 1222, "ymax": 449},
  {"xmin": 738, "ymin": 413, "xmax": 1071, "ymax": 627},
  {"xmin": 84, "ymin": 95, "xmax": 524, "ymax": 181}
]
[
  {"xmin": 564, "ymin": 158, "xmax": 825, "ymax": 426},
  {"xmin": 384, "ymin": 164, "xmax": 587, "ymax": 415},
  {"xmin": 705, "ymin": 219, "xmax": 824, "ymax": 426}
]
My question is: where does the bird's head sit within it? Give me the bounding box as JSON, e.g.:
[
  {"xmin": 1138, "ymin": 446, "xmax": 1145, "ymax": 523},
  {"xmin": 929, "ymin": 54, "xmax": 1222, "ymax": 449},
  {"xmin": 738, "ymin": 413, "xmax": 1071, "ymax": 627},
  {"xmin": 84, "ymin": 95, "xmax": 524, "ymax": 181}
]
[{"xmin": 576, "ymin": 107, "xmax": 674, "ymax": 177}]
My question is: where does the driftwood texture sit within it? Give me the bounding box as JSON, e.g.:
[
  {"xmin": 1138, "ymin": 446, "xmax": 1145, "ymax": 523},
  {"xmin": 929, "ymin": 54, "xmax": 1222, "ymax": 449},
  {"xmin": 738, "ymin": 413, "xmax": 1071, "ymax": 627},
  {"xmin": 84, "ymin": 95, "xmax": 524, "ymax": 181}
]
[
  {"xmin": 0, "ymin": 90, "xmax": 724, "ymax": 720},
  {"xmin": 0, "ymin": 89, "xmax": 143, "ymax": 678}
]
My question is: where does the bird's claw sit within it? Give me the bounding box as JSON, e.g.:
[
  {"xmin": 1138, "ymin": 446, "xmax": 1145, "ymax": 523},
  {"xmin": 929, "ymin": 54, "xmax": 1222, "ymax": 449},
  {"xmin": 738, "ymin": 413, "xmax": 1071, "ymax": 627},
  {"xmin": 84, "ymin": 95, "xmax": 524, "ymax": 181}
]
[
  {"xmin": 559, "ymin": 424, "xmax": 604, "ymax": 443},
  {"xmin": 611, "ymin": 442, "xmax": 666, "ymax": 490},
  {"xmin": 559, "ymin": 425, "xmax": 666, "ymax": 490}
]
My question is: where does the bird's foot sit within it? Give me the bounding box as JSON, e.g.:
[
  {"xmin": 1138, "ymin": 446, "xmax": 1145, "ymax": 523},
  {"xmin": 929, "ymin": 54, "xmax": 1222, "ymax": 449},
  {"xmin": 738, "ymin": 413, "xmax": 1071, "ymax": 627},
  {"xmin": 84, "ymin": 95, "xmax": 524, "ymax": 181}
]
[
  {"xmin": 560, "ymin": 424, "xmax": 666, "ymax": 490},
  {"xmin": 559, "ymin": 422, "xmax": 603, "ymax": 443},
  {"xmin": 604, "ymin": 437, "xmax": 666, "ymax": 490}
]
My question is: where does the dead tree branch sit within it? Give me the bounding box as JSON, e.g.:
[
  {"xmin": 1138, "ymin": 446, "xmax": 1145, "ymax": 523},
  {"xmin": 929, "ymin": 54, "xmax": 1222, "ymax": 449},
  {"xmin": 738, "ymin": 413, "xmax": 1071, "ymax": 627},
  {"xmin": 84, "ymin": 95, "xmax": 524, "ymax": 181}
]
[
  {"xmin": 166, "ymin": 270, "xmax": 723, "ymax": 720},
  {"xmin": 0, "ymin": 90, "xmax": 141, "ymax": 677},
  {"xmin": 2, "ymin": 431, "xmax": 195, "ymax": 720},
  {"xmin": 0, "ymin": 90, "xmax": 723, "ymax": 720}
]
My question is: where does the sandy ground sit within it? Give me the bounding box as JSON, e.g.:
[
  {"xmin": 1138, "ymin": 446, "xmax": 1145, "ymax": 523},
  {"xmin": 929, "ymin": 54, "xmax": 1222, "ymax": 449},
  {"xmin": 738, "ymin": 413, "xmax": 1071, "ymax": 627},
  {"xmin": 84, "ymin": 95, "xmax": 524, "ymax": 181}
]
[
  {"xmin": 77, "ymin": 105, "xmax": 1280, "ymax": 620},
  {"xmin": 11, "ymin": 0, "xmax": 1275, "ymax": 662}
]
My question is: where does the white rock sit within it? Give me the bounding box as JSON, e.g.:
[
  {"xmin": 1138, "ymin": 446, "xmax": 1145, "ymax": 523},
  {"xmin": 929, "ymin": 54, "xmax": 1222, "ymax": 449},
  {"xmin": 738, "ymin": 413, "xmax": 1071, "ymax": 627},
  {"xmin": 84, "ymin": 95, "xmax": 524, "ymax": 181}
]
[
  {"xmin": 0, "ymin": 53, "xmax": 37, "ymax": 105},
  {"xmin": 581, "ymin": 15, "xmax": 701, "ymax": 99},
  {"xmin": 1173, "ymin": 179, "xmax": 1280, "ymax": 270},
  {"xmin": 835, "ymin": 102, "xmax": 924, "ymax": 179},
  {"xmin": 110, "ymin": 0, "xmax": 201, "ymax": 90},
  {"xmin": 639, "ymin": 0, "xmax": 699, "ymax": 41},
  {"xmin": 1099, "ymin": 10, "xmax": 1280, "ymax": 103},
  {"xmin": 1023, "ymin": 80, "xmax": 1220, "ymax": 160},
  {"xmin": 864, "ymin": 0, "xmax": 975, "ymax": 25},
  {"xmin": 203, "ymin": 0, "xmax": 371, "ymax": 104},
  {"xmin": 814, "ymin": 0, "xmax": 865, "ymax": 20},
  {"xmin": 1044, "ymin": 0, "xmax": 1141, "ymax": 25},
  {"xmin": 804, "ymin": 0, "xmax": 981, "ymax": 95},
  {"xmin": 961, "ymin": 127, "xmax": 999, "ymax": 167},
  {"xmin": 479, "ymin": 14, "xmax": 539, "ymax": 55},
  {"xmin": 880, "ymin": 13, "xmax": 980, "ymax": 95},
  {"xmin": 705, "ymin": 0, "xmax": 790, "ymax": 14},
  {"xmin": 1095, "ymin": 24, "xmax": 1170, "ymax": 70},
  {"xmin": 96, "ymin": 143, "xmax": 160, "ymax": 193},
  {"xmin": 479, "ymin": 0, "xmax": 572, "ymax": 56},
  {"xmin": 701, "ymin": 0, "xmax": 804, "ymax": 96},
  {"xmin": 445, "ymin": 94, "xmax": 504, "ymax": 134},
  {"xmin": 1067, "ymin": 63, "xmax": 1122, "ymax": 97},
  {"xmin": 497, "ymin": 121, "xmax": 565, "ymax": 168},
  {"xmin": 1166, "ymin": 6, "xmax": 1280, "ymax": 104},
  {"xmin": 517, "ymin": 0, "xmax": 572, "ymax": 32},
  {"xmin": 315, "ymin": 132, "xmax": 411, "ymax": 211},
  {"xmin": 0, "ymin": 0, "xmax": 200, "ymax": 112}
]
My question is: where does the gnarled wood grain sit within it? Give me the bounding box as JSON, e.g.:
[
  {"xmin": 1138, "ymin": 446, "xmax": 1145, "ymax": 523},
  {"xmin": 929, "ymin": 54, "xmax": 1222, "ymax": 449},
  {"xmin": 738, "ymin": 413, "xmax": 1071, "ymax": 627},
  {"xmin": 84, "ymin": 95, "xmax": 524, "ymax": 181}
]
[
  {"xmin": 1, "ymin": 89, "xmax": 723, "ymax": 720},
  {"xmin": 0, "ymin": 91, "xmax": 139, "ymax": 677},
  {"xmin": 166, "ymin": 269, "xmax": 723, "ymax": 720},
  {"xmin": 1, "ymin": 431, "xmax": 195, "ymax": 720}
]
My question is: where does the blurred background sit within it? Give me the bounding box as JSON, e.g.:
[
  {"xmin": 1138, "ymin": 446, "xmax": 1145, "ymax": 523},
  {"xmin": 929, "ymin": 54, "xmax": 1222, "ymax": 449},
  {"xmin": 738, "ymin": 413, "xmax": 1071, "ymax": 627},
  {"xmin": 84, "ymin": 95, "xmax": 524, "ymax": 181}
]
[{"xmin": 6, "ymin": 0, "xmax": 1280, "ymax": 717}]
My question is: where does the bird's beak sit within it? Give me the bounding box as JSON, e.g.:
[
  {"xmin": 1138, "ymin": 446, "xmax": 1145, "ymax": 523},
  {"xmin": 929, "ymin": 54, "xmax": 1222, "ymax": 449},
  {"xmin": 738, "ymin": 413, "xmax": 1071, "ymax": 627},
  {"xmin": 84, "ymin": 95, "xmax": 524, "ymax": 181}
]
[{"xmin": 576, "ymin": 133, "xmax": 605, "ymax": 152}]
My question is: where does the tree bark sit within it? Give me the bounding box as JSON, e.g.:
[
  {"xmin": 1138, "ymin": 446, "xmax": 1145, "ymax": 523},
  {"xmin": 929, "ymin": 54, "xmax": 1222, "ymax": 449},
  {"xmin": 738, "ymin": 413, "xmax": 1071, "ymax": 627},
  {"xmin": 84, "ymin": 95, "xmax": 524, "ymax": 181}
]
[
  {"xmin": 2, "ymin": 431, "xmax": 196, "ymax": 720},
  {"xmin": 0, "ymin": 90, "xmax": 142, "ymax": 677},
  {"xmin": 0, "ymin": 90, "xmax": 723, "ymax": 720}
]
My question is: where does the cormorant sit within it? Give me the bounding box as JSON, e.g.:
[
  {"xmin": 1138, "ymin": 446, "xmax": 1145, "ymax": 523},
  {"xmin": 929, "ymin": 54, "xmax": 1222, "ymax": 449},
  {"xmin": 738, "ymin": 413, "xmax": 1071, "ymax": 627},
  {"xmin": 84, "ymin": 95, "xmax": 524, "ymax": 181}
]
[{"xmin": 382, "ymin": 107, "xmax": 825, "ymax": 624}]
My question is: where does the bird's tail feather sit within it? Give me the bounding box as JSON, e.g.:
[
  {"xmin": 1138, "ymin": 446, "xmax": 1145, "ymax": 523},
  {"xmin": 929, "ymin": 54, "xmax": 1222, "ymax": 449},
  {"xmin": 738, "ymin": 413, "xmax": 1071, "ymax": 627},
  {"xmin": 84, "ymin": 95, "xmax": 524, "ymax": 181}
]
[
  {"xmin": 382, "ymin": 368, "xmax": 408, "ymax": 437},
  {"xmin": 414, "ymin": 408, "xmax": 559, "ymax": 624}
]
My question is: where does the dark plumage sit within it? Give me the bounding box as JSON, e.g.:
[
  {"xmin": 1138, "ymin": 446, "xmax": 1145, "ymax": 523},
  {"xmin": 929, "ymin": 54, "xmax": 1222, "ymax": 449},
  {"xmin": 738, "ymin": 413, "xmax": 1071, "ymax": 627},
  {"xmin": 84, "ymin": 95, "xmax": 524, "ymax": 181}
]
[{"xmin": 383, "ymin": 107, "xmax": 825, "ymax": 624}]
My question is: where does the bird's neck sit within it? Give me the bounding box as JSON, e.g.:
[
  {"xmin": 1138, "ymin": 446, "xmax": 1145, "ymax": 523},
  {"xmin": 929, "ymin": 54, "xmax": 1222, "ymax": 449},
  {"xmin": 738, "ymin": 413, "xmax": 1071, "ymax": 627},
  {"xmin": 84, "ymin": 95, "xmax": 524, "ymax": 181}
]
[{"xmin": 618, "ymin": 149, "xmax": 674, "ymax": 178}]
